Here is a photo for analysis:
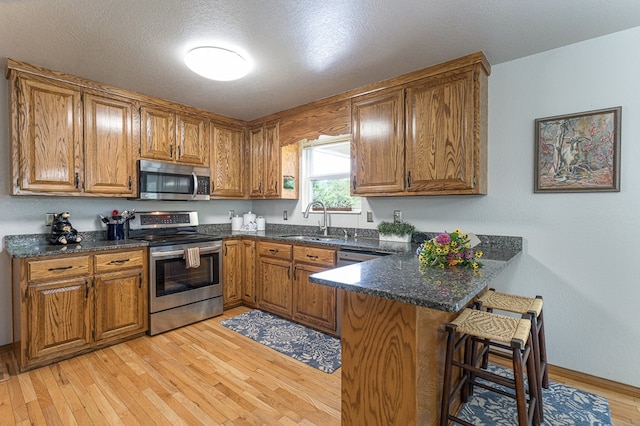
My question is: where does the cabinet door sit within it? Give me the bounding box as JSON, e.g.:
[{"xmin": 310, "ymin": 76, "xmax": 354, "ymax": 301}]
[
  {"xmin": 84, "ymin": 92, "xmax": 135, "ymax": 195},
  {"xmin": 94, "ymin": 269, "xmax": 146, "ymax": 344},
  {"xmin": 140, "ymin": 104, "xmax": 175, "ymax": 161},
  {"xmin": 223, "ymin": 239, "xmax": 242, "ymax": 309},
  {"xmin": 241, "ymin": 239, "xmax": 256, "ymax": 305},
  {"xmin": 27, "ymin": 278, "xmax": 92, "ymax": 362},
  {"xmin": 351, "ymin": 89, "xmax": 405, "ymax": 195},
  {"xmin": 211, "ymin": 123, "xmax": 246, "ymax": 197},
  {"xmin": 249, "ymin": 125, "xmax": 265, "ymax": 197},
  {"xmin": 263, "ymin": 121, "xmax": 281, "ymax": 198},
  {"xmin": 405, "ymin": 70, "xmax": 476, "ymax": 192},
  {"xmin": 293, "ymin": 262, "xmax": 337, "ymax": 335},
  {"xmin": 257, "ymin": 256, "xmax": 292, "ymax": 318},
  {"xmin": 15, "ymin": 76, "xmax": 83, "ymax": 193},
  {"xmin": 176, "ymin": 113, "xmax": 209, "ymax": 166}
]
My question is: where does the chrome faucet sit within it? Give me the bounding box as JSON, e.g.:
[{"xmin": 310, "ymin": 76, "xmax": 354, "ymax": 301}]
[{"xmin": 303, "ymin": 201, "xmax": 328, "ymax": 236}]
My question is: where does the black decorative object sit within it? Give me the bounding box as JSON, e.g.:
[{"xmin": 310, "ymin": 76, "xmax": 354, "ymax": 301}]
[{"xmin": 49, "ymin": 212, "xmax": 82, "ymax": 245}]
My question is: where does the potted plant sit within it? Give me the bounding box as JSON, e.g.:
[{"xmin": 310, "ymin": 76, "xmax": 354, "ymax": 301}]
[{"xmin": 377, "ymin": 221, "xmax": 416, "ymax": 243}]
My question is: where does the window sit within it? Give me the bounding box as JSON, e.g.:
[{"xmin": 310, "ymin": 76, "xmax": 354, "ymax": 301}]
[{"xmin": 301, "ymin": 136, "xmax": 361, "ymax": 212}]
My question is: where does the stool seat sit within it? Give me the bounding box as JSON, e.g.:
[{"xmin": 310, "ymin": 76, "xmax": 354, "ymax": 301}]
[
  {"xmin": 450, "ymin": 308, "xmax": 531, "ymax": 345},
  {"xmin": 477, "ymin": 290, "xmax": 543, "ymax": 317}
]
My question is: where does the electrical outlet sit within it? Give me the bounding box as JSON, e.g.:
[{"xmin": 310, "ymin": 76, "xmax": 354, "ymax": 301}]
[
  {"xmin": 393, "ymin": 210, "xmax": 402, "ymax": 223},
  {"xmin": 283, "ymin": 210, "xmax": 288, "ymax": 221},
  {"xmin": 228, "ymin": 210, "xmax": 235, "ymax": 219},
  {"xmin": 45, "ymin": 213, "xmax": 55, "ymax": 226},
  {"xmin": 367, "ymin": 211, "xmax": 373, "ymax": 222}
]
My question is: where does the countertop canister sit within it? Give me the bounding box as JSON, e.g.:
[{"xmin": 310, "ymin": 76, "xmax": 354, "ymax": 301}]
[
  {"xmin": 243, "ymin": 211, "xmax": 256, "ymax": 225},
  {"xmin": 256, "ymin": 216, "xmax": 266, "ymax": 231}
]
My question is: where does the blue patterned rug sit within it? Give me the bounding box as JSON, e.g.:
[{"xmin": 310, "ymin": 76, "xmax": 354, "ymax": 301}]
[
  {"xmin": 457, "ymin": 364, "xmax": 612, "ymax": 425},
  {"xmin": 220, "ymin": 310, "xmax": 341, "ymax": 373}
]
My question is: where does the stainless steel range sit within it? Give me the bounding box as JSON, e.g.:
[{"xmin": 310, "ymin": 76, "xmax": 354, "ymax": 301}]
[{"xmin": 129, "ymin": 211, "xmax": 223, "ymax": 335}]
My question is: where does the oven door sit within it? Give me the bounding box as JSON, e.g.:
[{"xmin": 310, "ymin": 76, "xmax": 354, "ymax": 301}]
[{"xmin": 149, "ymin": 242, "xmax": 222, "ymax": 313}]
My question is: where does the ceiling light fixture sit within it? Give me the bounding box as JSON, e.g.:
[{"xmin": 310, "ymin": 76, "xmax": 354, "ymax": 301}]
[{"xmin": 184, "ymin": 46, "xmax": 250, "ymax": 81}]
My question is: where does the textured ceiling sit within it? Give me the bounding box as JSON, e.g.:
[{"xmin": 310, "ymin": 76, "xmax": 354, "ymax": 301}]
[{"xmin": 2, "ymin": 0, "xmax": 640, "ymax": 121}]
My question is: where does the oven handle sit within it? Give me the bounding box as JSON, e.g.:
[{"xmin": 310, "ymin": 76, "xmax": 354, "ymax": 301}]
[{"xmin": 151, "ymin": 245, "xmax": 221, "ymax": 260}]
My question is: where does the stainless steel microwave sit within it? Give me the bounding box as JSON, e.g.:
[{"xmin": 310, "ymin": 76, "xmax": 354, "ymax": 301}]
[{"xmin": 136, "ymin": 160, "xmax": 210, "ymax": 201}]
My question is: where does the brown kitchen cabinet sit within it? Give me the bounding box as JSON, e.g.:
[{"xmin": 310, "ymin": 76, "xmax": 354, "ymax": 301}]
[
  {"xmin": 256, "ymin": 241, "xmax": 293, "ymax": 317},
  {"xmin": 249, "ymin": 121, "xmax": 281, "ymax": 198},
  {"xmin": 211, "ymin": 121, "xmax": 247, "ymax": 198},
  {"xmin": 350, "ymin": 53, "xmax": 489, "ymax": 196},
  {"xmin": 241, "ymin": 239, "xmax": 257, "ymax": 306},
  {"xmin": 8, "ymin": 62, "xmax": 138, "ymax": 197},
  {"xmin": 140, "ymin": 104, "xmax": 209, "ymax": 167},
  {"xmin": 292, "ymin": 245, "xmax": 337, "ymax": 335},
  {"xmin": 223, "ymin": 239, "xmax": 243, "ymax": 309},
  {"xmin": 12, "ymin": 248, "xmax": 148, "ymax": 371}
]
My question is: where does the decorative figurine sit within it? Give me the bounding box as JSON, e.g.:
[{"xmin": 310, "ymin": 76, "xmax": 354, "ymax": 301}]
[{"xmin": 49, "ymin": 212, "xmax": 82, "ymax": 245}]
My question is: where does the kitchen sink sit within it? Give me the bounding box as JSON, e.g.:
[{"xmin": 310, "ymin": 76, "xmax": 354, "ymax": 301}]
[{"xmin": 280, "ymin": 235, "xmax": 344, "ymax": 242}]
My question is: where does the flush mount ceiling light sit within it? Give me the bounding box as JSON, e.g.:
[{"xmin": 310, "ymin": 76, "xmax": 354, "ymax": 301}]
[{"xmin": 184, "ymin": 46, "xmax": 250, "ymax": 81}]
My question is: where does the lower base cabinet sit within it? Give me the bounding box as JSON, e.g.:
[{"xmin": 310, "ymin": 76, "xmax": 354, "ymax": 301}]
[
  {"xmin": 12, "ymin": 247, "xmax": 148, "ymax": 371},
  {"xmin": 256, "ymin": 241, "xmax": 338, "ymax": 335}
]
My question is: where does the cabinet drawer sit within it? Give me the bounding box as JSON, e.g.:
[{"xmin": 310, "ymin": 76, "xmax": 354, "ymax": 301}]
[
  {"xmin": 293, "ymin": 246, "xmax": 335, "ymax": 267},
  {"xmin": 257, "ymin": 241, "xmax": 292, "ymax": 259},
  {"xmin": 94, "ymin": 250, "xmax": 144, "ymax": 273},
  {"xmin": 28, "ymin": 256, "xmax": 91, "ymax": 281}
]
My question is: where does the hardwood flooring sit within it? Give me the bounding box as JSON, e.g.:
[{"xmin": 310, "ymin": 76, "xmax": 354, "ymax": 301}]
[{"xmin": 1, "ymin": 306, "xmax": 638, "ymax": 425}]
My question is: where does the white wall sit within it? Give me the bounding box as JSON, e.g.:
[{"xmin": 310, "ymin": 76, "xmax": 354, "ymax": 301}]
[{"xmin": 2, "ymin": 26, "xmax": 639, "ymax": 387}]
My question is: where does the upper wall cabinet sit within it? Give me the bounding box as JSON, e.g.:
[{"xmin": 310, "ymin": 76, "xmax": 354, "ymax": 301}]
[
  {"xmin": 249, "ymin": 121, "xmax": 281, "ymax": 198},
  {"xmin": 350, "ymin": 53, "xmax": 489, "ymax": 196},
  {"xmin": 211, "ymin": 121, "xmax": 246, "ymax": 198},
  {"xmin": 8, "ymin": 64, "xmax": 137, "ymax": 197},
  {"xmin": 140, "ymin": 104, "xmax": 209, "ymax": 167}
]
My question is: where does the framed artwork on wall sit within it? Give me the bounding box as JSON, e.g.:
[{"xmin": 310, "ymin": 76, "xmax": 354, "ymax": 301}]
[{"xmin": 534, "ymin": 107, "xmax": 621, "ymax": 193}]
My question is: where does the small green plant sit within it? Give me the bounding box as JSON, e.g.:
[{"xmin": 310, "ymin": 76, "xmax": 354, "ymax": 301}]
[{"xmin": 377, "ymin": 221, "xmax": 416, "ymax": 236}]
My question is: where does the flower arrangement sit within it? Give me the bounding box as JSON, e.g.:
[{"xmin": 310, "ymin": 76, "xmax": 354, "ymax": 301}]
[{"xmin": 416, "ymin": 229, "xmax": 483, "ymax": 270}]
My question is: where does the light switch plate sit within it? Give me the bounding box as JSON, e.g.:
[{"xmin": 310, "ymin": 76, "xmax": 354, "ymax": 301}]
[
  {"xmin": 45, "ymin": 213, "xmax": 55, "ymax": 226},
  {"xmin": 393, "ymin": 210, "xmax": 402, "ymax": 223},
  {"xmin": 367, "ymin": 211, "xmax": 373, "ymax": 222},
  {"xmin": 228, "ymin": 210, "xmax": 235, "ymax": 219}
]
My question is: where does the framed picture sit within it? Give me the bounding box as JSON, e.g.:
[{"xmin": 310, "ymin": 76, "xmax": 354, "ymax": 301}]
[{"xmin": 534, "ymin": 107, "xmax": 621, "ymax": 192}]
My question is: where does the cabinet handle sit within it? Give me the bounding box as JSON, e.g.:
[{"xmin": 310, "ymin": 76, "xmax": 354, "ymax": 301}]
[
  {"xmin": 108, "ymin": 258, "xmax": 130, "ymax": 265},
  {"xmin": 138, "ymin": 273, "xmax": 143, "ymax": 289},
  {"xmin": 259, "ymin": 182, "xmax": 262, "ymax": 194},
  {"xmin": 85, "ymin": 279, "xmax": 89, "ymax": 299},
  {"xmin": 275, "ymin": 180, "xmax": 278, "ymax": 192},
  {"xmin": 306, "ymin": 254, "xmax": 318, "ymax": 260},
  {"xmin": 48, "ymin": 265, "xmax": 73, "ymax": 271},
  {"xmin": 178, "ymin": 146, "xmax": 181, "ymax": 158},
  {"xmin": 407, "ymin": 170, "xmax": 412, "ymax": 188},
  {"xmin": 75, "ymin": 172, "xmax": 79, "ymax": 189},
  {"xmin": 293, "ymin": 266, "xmax": 297, "ymax": 280},
  {"xmin": 352, "ymin": 176, "xmax": 357, "ymax": 191},
  {"xmin": 269, "ymin": 249, "xmax": 279, "ymax": 254},
  {"xmin": 128, "ymin": 176, "xmax": 132, "ymax": 190},
  {"xmin": 225, "ymin": 245, "xmax": 228, "ymax": 255},
  {"xmin": 169, "ymin": 145, "xmax": 174, "ymax": 157},
  {"xmin": 287, "ymin": 266, "xmax": 291, "ymax": 279}
]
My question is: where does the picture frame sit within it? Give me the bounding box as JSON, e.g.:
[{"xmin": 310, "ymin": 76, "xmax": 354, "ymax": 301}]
[{"xmin": 534, "ymin": 107, "xmax": 621, "ymax": 193}]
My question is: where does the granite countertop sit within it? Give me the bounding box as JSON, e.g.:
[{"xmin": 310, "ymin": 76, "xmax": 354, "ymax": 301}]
[
  {"xmin": 308, "ymin": 242, "xmax": 522, "ymax": 312},
  {"xmin": 3, "ymin": 225, "xmax": 413, "ymax": 258}
]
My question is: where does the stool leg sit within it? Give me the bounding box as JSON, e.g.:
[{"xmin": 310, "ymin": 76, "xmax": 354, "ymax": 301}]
[
  {"xmin": 536, "ymin": 302, "xmax": 549, "ymax": 388},
  {"xmin": 525, "ymin": 332, "xmax": 542, "ymax": 425},
  {"xmin": 511, "ymin": 342, "xmax": 529, "ymax": 426},
  {"xmin": 440, "ymin": 325, "xmax": 456, "ymax": 426}
]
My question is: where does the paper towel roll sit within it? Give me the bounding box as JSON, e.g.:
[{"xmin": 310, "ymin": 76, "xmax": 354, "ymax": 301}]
[
  {"xmin": 256, "ymin": 216, "xmax": 266, "ymax": 231},
  {"xmin": 231, "ymin": 216, "xmax": 243, "ymax": 231}
]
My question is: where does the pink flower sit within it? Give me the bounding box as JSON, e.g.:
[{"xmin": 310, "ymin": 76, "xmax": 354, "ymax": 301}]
[{"xmin": 436, "ymin": 233, "xmax": 451, "ymax": 245}]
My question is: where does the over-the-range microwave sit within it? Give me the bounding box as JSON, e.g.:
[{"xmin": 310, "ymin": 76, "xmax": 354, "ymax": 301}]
[{"xmin": 134, "ymin": 159, "xmax": 210, "ymax": 201}]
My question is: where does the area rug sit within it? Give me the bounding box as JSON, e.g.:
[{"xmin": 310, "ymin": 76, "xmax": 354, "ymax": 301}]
[
  {"xmin": 220, "ymin": 310, "xmax": 341, "ymax": 374},
  {"xmin": 457, "ymin": 364, "xmax": 612, "ymax": 425}
]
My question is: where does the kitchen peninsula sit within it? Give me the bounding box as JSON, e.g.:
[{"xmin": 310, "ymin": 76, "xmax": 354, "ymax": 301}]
[{"xmin": 309, "ymin": 236, "xmax": 522, "ymax": 425}]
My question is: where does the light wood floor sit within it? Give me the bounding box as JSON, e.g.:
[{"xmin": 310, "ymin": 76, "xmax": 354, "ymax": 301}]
[{"xmin": 1, "ymin": 306, "xmax": 638, "ymax": 425}]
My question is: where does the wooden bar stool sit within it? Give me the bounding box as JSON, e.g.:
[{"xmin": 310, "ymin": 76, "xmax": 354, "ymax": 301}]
[
  {"xmin": 440, "ymin": 308, "xmax": 541, "ymax": 426},
  {"xmin": 476, "ymin": 289, "xmax": 549, "ymax": 389}
]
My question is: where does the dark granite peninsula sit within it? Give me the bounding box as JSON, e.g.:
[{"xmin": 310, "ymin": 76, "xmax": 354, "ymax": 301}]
[{"xmin": 309, "ymin": 236, "xmax": 522, "ymax": 426}]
